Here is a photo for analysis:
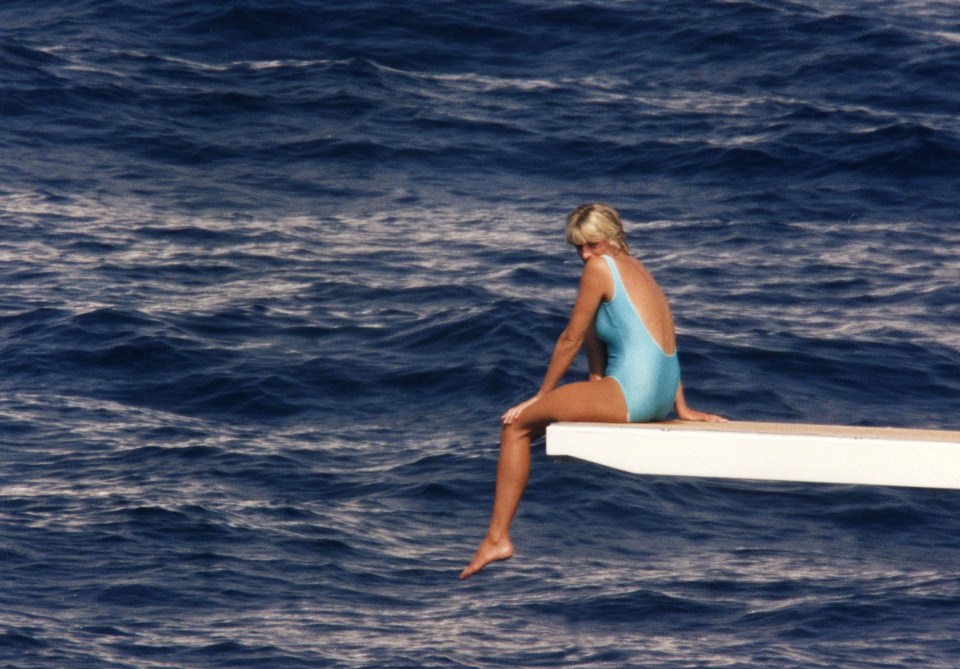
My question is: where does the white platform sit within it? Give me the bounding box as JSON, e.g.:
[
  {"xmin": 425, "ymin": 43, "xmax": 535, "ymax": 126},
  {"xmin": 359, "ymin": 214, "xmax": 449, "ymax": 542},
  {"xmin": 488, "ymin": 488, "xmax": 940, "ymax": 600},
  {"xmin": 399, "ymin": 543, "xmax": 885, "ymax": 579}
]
[{"xmin": 546, "ymin": 421, "xmax": 960, "ymax": 489}]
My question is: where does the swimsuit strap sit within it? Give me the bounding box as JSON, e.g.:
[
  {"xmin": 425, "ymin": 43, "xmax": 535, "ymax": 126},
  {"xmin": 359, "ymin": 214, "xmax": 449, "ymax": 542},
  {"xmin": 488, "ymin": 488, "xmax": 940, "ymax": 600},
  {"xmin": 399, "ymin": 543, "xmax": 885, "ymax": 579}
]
[{"xmin": 602, "ymin": 255, "xmax": 625, "ymax": 301}]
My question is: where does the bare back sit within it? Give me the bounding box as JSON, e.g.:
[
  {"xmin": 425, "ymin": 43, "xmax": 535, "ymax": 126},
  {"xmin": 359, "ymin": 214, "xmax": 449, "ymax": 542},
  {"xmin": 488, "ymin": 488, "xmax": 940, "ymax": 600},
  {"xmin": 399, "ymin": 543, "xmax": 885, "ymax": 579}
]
[{"xmin": 606, "ymin": 254, "xmax": 676, "ymax": 355}]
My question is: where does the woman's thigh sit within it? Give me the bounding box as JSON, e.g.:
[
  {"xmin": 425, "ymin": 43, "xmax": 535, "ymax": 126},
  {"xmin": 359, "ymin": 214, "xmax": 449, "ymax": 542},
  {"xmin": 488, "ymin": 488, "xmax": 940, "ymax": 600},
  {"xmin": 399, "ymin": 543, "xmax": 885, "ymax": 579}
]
[{"xmin": 517, "ymin": 377, "xmax": 628, "ymax": 437}]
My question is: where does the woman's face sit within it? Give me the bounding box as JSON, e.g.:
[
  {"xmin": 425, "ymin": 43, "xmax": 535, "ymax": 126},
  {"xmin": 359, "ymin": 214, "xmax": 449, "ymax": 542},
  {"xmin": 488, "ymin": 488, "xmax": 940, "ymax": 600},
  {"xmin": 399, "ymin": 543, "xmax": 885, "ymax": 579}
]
[{"xmin": 574, "ymin": 239, "xmax": 617, "ymax": 263}]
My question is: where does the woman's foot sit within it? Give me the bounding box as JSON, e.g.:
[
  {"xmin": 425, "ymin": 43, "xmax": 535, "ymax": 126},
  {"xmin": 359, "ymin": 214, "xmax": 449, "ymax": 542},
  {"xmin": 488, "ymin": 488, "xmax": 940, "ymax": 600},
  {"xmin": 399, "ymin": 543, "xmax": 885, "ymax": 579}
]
[{"xmin": 459, "ymin": 537, "xmax": 514, "ymax": 579}]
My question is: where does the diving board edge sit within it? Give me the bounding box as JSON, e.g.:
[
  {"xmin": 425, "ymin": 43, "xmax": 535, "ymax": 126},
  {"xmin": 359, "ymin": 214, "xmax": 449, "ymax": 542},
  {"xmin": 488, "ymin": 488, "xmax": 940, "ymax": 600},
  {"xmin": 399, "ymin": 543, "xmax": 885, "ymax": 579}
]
[{"xmin": 545, "ymin": 421, "xmax": 960, "ymax": 490}]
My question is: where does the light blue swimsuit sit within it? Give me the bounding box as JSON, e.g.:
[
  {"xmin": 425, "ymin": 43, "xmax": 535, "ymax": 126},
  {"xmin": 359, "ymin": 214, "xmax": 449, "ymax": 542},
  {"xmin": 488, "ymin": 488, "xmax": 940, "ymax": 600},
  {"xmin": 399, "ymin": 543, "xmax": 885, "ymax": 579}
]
[{"xmin": 594, "ymin": 255, "xmax": 681, "ymax": 422}]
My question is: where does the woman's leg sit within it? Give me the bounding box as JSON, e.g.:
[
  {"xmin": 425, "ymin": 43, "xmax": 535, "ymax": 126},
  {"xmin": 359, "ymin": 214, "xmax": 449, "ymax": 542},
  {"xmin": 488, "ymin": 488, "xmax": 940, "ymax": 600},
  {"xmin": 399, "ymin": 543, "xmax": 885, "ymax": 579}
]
[{"xmin": 459, "ymin": 378, "xmax": 627, "ymax": 579}]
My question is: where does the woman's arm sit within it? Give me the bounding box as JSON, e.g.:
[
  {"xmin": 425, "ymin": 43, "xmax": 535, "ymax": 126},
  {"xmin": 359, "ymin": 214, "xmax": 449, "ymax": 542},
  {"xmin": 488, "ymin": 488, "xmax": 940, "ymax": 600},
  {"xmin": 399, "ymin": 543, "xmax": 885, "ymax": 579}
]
[
  {"xmin": 502, "ymin": 258, "xmax": 609, "ymax": 424},
  {"xmin": 535, "ymin": 257, "xmax": 609, "ymax": 395},
  {"xmin": 584, "ymin": 325, "xmax": 606, "ymax": 382},
  {"xmin": 674, "ymin": 382, "xmax": 727, "ymax": 422}
]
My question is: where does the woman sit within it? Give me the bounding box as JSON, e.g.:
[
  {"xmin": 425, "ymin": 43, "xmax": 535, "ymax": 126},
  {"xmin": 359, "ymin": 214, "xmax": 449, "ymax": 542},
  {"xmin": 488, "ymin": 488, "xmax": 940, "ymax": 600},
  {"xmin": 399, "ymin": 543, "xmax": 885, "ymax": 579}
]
[{"xmin": 460, "ymin": 203, "xmax": 725, "ymax": 580}]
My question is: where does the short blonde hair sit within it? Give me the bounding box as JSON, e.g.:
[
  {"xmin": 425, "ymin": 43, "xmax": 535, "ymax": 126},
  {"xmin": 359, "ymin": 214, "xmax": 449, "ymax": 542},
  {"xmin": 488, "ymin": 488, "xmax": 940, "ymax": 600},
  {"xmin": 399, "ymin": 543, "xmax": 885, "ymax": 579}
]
[{"xmin": 564, "ymin": 203, "xmax": 629, "ymax": 251}]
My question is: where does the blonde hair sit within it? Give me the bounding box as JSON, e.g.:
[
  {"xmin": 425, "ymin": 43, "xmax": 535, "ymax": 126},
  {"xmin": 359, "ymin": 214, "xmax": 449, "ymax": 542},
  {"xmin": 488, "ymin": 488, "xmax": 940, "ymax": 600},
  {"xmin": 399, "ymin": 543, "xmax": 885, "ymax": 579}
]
[{"xmin": 564, "ymin": 203, "xmax": 629, "ymax": 251}]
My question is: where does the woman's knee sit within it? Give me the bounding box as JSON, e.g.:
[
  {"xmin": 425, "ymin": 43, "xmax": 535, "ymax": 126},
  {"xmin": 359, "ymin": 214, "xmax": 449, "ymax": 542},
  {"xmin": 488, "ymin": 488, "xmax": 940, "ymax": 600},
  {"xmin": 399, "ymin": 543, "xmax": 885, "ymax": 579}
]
[{"xmin": 502, "ymin": 414, "xmax": 547, "ymax": 443}]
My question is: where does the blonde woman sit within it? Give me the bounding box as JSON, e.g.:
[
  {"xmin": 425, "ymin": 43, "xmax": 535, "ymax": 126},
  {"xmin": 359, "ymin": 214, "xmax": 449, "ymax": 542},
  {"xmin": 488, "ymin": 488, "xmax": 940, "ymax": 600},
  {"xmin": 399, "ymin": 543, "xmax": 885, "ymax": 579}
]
[{"xmin": 461, "ymin": 203, "xmax": 725, "ymax": 579}]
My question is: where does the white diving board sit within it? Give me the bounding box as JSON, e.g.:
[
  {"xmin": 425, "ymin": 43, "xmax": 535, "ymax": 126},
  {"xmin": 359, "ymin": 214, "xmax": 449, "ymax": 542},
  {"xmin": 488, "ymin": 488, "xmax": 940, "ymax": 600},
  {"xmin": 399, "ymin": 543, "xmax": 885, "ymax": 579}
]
[{"xmin": 546, "ymin": 421, "xmax": 960, "ymax": 489}]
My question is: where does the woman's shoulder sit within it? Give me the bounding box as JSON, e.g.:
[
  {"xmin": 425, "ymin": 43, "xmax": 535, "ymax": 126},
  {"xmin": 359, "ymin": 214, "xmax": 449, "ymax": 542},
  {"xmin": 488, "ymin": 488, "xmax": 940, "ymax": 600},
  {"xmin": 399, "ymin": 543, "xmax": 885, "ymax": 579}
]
[
  {"xmin": 579, "ymin": 256, "xmax": 615, "ymax": 300},
  {"xmin": 582, "ymin": 255, "xmax": 613, "ymax": 276}
]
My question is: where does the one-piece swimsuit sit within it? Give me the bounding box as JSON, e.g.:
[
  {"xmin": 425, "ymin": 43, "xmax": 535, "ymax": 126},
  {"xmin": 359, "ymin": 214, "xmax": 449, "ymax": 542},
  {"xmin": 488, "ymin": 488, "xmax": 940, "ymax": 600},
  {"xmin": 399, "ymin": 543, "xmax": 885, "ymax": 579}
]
[{"xmin": 594, "ymin": 255, "xmax": 681, "ymax": 422}]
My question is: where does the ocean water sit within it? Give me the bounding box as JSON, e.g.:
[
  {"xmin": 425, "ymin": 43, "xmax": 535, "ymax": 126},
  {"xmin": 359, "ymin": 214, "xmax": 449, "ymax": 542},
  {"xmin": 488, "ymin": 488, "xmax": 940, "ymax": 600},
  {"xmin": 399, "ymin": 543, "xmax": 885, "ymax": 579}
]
[{"xmin": 2, "ymin": 1, "xmax": 960, "ymax": 667}]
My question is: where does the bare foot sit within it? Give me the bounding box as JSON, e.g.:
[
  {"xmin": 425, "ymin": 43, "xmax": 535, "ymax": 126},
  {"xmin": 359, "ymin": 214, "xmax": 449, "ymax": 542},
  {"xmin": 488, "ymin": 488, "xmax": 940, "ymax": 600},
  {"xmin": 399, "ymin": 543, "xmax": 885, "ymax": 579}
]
[{"xmin": 459, "ymin": 537, "xmax": 514, "ymax": 579}]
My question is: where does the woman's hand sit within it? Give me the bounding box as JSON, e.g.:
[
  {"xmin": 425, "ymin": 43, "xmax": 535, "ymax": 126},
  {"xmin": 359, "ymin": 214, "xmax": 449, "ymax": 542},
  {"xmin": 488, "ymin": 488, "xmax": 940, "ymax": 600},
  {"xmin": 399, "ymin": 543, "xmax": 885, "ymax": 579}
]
[
  {"xmin": 501, "ymin": 395, "xmax": 541, "ymax": 425},
  {"xmin": 673, "ymin": 383, "xmax": 727, "ymax": 422},
  {"xmin": 676, "ymin": 406, "xmax": 728, "ymax": 422}
]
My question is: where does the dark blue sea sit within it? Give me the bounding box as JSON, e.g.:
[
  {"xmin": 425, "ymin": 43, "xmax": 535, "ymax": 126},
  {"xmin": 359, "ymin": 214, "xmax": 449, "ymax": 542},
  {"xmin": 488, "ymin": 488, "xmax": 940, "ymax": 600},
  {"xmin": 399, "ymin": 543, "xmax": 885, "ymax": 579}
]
[{"xmin": 3, "ymin": 1, "xmax": 960, "ymax": 666}]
